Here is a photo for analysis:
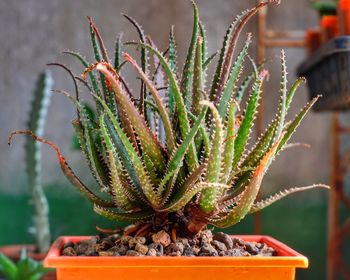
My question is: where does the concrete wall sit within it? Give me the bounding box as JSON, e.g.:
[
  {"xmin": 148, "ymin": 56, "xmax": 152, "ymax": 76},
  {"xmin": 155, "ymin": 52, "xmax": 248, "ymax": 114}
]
[{"xmin": 0, "ymin": 0, "xmax": 330, "ymax": 200}]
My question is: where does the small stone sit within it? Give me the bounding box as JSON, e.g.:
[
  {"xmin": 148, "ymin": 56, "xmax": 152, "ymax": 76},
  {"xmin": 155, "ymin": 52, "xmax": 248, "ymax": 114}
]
[
  {"xmin": 63, "ymin": 241, "xmax": 75, "ymax": 250},
  {"xmin": 128, "ymin": 237, "xmax": 146, "ymax": 248},
  {"xmin": 95, "ymin": 240, "xmax": 114, "ymax": 252},
  {"xmin": 200, "ymin": 230, "xmax": 213, "ymax": 240},
  {"xmin": 126, "ymin": 250, "xmax": 141, "ymax": 256},
  {"xmin": 152, "ymin": 230, "xmax": 171, "ymax": 247},
  {"xmin": 135, "ymin": 243, "xmax": 149, "ymax": 255},
  {"xmin": 188, "ymin": 237, "xmax": 200, "ymax": 246},
  {"xmin": 176, "ymin": 238, "xmax": 189, "ymax": 246},
  {"xmin": 165, "ymin": 242, "xmax": 184, "ymax": 255},
  {"xmin": 213, "ymin": 232, "xmax": 233, "ymax": 249},
  {"xmin": 169, "ymin": 251, "xmax": 182, "ymax": 256},
  {"xmin": 62, "ymin": 247, "xmax": 76, "ymax": 256},
  {"xmin": 183, "ymin": 246, "xmax": 195, "ymax": 256},
  {"xmin": 117, "ymin": 244, "xmax": 129, "ymax": 256},
  {"xmin": 199, "ymin": 243, "xmax": 218, "ymax": 256},
  {"xmin": 218, "ymin": 251, "xmax": 227, "ymax": 256},
  {"xmin": 146, "ymin": 248, "xmax": 157, "ymax": 256},
  {"xmin": 244, "ymin": 242, "xmax": 259, "ymax": 255},
  {"xmin": 76, "ymin": 239, "xmax": 97, "ymax": 256},
  {"xmin": 211, "ymin": 240, "xmax": 227, "ymax": 252},
  {"xmin": 192, "ymin": 245, "xmax": 201, "ymax": 255},
  {"xmin": 231, "ymin": 237, "xmax": 245, "ymax": 247},
  {"xmin": 227, "ymin": 248, "xmax": 244, "ymax": 256},
  {"xmin": 120, "ymin": 235, "xmax": 132, "ymax": 245},
  {"xmin": 148, "ymin": 243, "xmax": 164, "ymax": 256},
  {"xmin": 98, "ymin": 251, "xmax": 114, "ymax": 256}
]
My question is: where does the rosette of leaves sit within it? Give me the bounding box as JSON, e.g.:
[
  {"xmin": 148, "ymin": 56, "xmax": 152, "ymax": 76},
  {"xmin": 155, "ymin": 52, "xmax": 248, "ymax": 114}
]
[
  {"xmin": 9, "ymin": 0, "xmax": 328, "ymax": 235},
  {"xmin": 0, "ymin": 250, "xmax": 52, "ymax": 280}
]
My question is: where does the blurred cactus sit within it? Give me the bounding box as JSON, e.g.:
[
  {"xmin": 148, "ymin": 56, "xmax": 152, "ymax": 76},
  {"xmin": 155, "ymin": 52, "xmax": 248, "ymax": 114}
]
[
  {"xmin": 25, "ymin": 71, "xmax": 53, "ymax": 253},
  {"xmin": 9, "ymin": 0, "xmax": 328, "ymax": 235}
]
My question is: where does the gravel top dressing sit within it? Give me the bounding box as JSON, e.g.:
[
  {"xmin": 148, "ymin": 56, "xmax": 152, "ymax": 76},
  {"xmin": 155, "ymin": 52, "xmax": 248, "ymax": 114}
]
[{"xmin": 62, "ymin": 230, "xmax": 276, "ymax": 257}]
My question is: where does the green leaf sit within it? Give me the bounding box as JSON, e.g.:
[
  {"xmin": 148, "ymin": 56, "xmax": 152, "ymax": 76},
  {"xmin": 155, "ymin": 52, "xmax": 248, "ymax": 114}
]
[
  {"xmin": 199, "ymin": 101, "xmax": 224, "ymax": 213},
  {"xmin": 123, "ymin": 14, "xmax": 148, "ymax": 114},
  {"xmin": 125, "ymin": 53, "xmax": 176, "ymax": 153},
  {"xmin": 87, "ymin": 17, "xmax": 116, "ymax": 113},
  {"xmin": 218, "ymin": 34, "xmax": 251, "ymax": 119},
  {"xmin": 211, "ymin": 136, "xmax": 282, "ymax": 228},
  {"xmin": 213, "ymin": 2, "xmax": 273, "ymax": 104},
  {"xmin": 9, "ymin": 130, "xmax": 115, "ymax": 208},
  {"xmin": 199, "ymin": 21, "xmax": 208, "ymax": 63},
  {"xmin": 249, "ymin": 184, "xmax": 329, "ymax": 214},
  {"xmin": 233, "ymin": 70, "xmax": 267, "ymax": 169},
  {"xmin": 221, "ymin": 100, "xmax": 237, "ymax": 184},
  {"xmin": 275, "ymin": 50, "xmax": 287, "ymax": 140},
  {"xmin": 99, "ymin": 114, "xmax": 134, "ymax": 210},
  {"xmin": 160, "ymin": 182, "xmax": 229, "ymax": 213},
  {"xmin": 203, "ymin": 51, "xmax": 218, "ymax": 71},
  {"xmin": 0, "ymin": 253, "xmax": 16, "ymax": 280},
  {"xmin": 158, "ymin": 107, "xmax": 208, "ymax": 202},
  {"xmin": 94, "ymin": 63, "xmax": 166, "ymax": 172},
  {"xmin": 94, "ymin": 205, "xmax": 154, "ymax": 222},
  {"xmin": 277, "ymin": 95, "xmax": 320, "ymax": 153},
  {"xmin": 93, "ymin": 94, "xmax": 159, "ymax": 207},
  {"xmin": 180, "ymin": 0, "xmax": 199, "ymax": 110},
  {"xmin": 133, "ymin": 43, "xmax": 199, "ymax": 172},
  {"xmin": 168, "ymin": 25, "xmax": 177, "ymax": 118},
  {"xmin": 104, "ymin": 118, "xmax": 148, "ymax": 204},
  {"xmin": 114, "ymin": 32, "xmax": 123, "ymax": 70},
  {"xmin": 192, "ymin": 36, "xmax": 204, "ymax": 117}
]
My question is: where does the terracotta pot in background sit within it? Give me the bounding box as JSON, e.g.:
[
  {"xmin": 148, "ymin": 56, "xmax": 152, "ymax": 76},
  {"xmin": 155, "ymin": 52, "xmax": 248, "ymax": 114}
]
[
  {"xmin": 305, "ymin": 29, "xmax": 322, "ymax": 54},
  {"xmin": 321, "ymin": 15, "xmax": 339, "ymax": 42},
  {"xmin": 0, "ymin": 244, "xmax": 45, "ymax": 262},
  {"xmin": 338, "ymin": 0, "xmax": 350, "ymax": 35},
  {"xmin": 44, "ymin": 235, "xmax": 308, "ymax": 280}
]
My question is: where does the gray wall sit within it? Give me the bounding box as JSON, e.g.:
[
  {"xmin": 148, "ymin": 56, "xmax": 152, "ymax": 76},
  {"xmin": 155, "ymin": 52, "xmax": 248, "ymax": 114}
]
[{"xmin": 0, "ymin": 0, "xmax": 330, "ymax": 200}]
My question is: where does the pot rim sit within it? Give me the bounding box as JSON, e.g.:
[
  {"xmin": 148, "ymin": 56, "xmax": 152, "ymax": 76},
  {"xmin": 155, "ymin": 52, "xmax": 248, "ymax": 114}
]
[{"xmin": 44, "ymin": 235, "xmax": 308, "ymax": 269}]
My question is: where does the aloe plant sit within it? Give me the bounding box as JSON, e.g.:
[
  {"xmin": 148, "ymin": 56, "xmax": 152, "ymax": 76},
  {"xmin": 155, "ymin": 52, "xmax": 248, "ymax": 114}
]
[
  {"xmin": 0, "ymin": 250, "xmax": 52, "ymax": 280},
  {"xmin": 9, "ymin": 0, "xmax": 328, "ymax": 235}
]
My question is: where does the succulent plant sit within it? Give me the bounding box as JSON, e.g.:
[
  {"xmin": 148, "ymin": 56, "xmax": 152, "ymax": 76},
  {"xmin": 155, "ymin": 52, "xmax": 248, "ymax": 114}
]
[
  {"xmin": 9, "ymin": 0, "xmax": 328, "ymax": 235},
  {"xmin": 25, "ymin": 71, "xmax": 53, "ymax": 253},
  {"xmin": 0, "ymin": 250, "xmax": 52, "ymax": 280}
]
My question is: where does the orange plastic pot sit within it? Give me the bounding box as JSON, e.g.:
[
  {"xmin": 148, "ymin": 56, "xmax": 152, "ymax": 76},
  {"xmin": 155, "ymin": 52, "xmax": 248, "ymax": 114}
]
[{"xmin": 44, "ymin": 235, "xmax": 308, "ymax": 280}]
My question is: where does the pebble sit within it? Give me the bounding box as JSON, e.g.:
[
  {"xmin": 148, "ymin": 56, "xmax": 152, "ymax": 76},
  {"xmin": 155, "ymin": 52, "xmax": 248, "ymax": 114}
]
[
  {"xmin": 135, "ymin": 243, "xmax": 149, "ymax": 255},
  {"xmin": 213, "ymin": 232, "xmax": 233, "ymax": 249},
  {"xmin": 126, "ymin": 250, "xmax": 141, "ymax": 256},
  {"xmin": 165, "ymin": 242, "xmax": 184, "ymax": 255},
  {"xmin": 76, "ymin": 239, "xmax": 97, "ymax": 256},
  {"xmin": 128, "ymin": 237, "xmax": 146, "ymax": 248},
  {"xmin": 120, "ymin": 235, "xmax": 132, "ymax": 245},
  {"xmin": 152, "ymin": 230, "xmax": 171, "ymax": 247},
  {"xmin": 62, "ymin": 247, "xmax": 76, "ymax": 256},
  {"xmin": 61, "ymin": 229, "xmax": 276, "ymax": 258},
  {"xmin": 199, "ymin": 243, "xmax": 218, "ymax": 256},
  {"xmin": 98, "ymin": 251, "xmax": 114, "ymax": 256},
  {"xmin": 211, "ymin": 240, "xmax": 227, "ymax": 252},
  {"xmin": 148, "ymin": 243, "xmax": 164, "ymax": 256},
  {"xmin": 117, "ymin": 244, "xmax": 129, "ymax": 256},
  {"xmin": 147, "ymin": 248, "xmax": 157, "ymax": 256}
]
